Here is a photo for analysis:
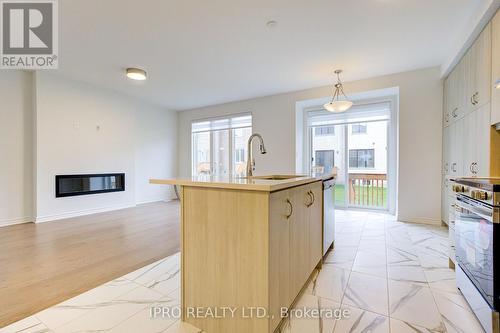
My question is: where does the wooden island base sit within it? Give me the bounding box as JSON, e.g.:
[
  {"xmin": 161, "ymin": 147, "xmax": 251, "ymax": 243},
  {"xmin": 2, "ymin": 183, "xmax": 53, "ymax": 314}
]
[{"xmin": 160, "ymin": 176, "xmax": 325, "ymax": 333}]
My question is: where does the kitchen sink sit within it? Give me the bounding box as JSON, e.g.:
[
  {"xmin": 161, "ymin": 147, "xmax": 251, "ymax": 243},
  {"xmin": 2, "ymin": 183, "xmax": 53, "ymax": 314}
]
[{"xmin": 246, "ymin": 175, "xmax": 306, "ymax": 180}]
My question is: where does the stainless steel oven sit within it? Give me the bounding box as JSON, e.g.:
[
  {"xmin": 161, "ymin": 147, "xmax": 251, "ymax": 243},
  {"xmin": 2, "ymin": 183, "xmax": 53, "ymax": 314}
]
[{"xmin": 454, "ymin": 178, "xmax": 500, "ymax": 333}]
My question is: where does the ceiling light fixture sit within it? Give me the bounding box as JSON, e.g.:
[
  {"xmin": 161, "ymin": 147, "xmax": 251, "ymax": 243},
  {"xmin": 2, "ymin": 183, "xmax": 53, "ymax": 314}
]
[
  {"xmin": 494, "ymin": 79, "xmax": 500, "ymax": 89},
  {"xmin": 126, "ymin": 68, "xmax": 147, "ymax": 81},
  {"xmin": 266, "ymin": 20, "xmax": 277, "ymax": 28},
  {"xmin": 324, "ymin": 69, "xmax": 353, "ymax": 113}
]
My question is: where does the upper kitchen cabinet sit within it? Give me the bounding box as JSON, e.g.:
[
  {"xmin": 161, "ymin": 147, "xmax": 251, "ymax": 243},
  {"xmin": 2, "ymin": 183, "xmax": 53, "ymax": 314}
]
[
  {"xmin": 466, "ymin": 23, "xmax": 491, "ymax": 112},
  {"xmin": 443, "ymin": 71, "xmax": 451, "ymax": 126},
  {"xmin": 462, "ymin": 104, "xmax": 491, "ymax": 177},
  {"xmin": 444, "ymin": 55, "xmax": 467, "ymax": 126},
  {"xmin": 492, "ymin": 10, "xmax": 500, "ymax": 126}
]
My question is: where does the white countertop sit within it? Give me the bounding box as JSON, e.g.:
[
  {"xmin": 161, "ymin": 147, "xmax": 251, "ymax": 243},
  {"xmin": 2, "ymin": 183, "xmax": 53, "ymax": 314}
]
[{"xmin": 150, "ymin": 173, "xmax": 335, "ymax": 192}]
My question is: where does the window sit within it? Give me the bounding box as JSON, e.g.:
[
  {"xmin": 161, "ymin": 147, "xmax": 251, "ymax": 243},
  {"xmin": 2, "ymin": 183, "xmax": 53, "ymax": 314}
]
[
  {"xmin": 314, "ymin": 150, "xmax": 335, "ymax": 174},
  {"xmin": 314, "ymin": 126, "xmax": 335, "ymax": 136},
  {"xmin": 349, "ymin": 149, "xmax": 375, "ymax": 168},
  {"xmin": 234, "ymin": 148, "xmax": 245, "ymax": 163},
  {"xmin": 192, "ymin": 114, "xmax": 252, "ymax": 177},
  {"xmin": 352, "ymin": 123, "xmax": 367, "ymax": 134}
]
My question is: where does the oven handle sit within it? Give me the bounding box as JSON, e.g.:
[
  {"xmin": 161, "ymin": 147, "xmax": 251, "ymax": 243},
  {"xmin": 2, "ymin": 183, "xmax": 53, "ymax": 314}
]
[{"xmin": 455, "ymin": 198, "xmax": 494, "ymax": 223}]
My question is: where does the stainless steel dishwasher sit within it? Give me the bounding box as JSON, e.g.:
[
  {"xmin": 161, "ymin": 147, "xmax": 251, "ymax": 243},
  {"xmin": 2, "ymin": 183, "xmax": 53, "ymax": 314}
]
[{"xmin": 323, "ymin": 177, "xmax": 335, "ymax": 255}]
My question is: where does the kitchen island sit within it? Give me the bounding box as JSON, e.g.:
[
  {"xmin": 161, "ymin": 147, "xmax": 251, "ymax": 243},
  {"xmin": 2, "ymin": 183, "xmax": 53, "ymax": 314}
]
[{"xmin": 150, "ymin": 174, "xmax": 332, "ymax": 333}]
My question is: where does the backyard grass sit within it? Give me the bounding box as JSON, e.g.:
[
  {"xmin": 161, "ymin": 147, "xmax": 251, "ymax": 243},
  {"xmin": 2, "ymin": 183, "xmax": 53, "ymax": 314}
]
[{"xmin": 334, "ymin": 184, "xmax": 388, "ymax": 208}]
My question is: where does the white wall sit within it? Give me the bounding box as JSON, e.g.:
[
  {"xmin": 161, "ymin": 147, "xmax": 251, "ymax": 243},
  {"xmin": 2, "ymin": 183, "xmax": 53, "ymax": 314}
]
[
  {"xmin": 34, "ymin": 73, "xmax": 177, "ymax": 222},
  {"xmin": 135, "ymin": 107, "xmax": 177, "ymax": 204},
  {"xmin": 0, "ymin": 71, "xmax": 34, "ymax": 226},
  {"xmin": 178, "ymin": 67, "xmax": 443, "ymax": 224}
]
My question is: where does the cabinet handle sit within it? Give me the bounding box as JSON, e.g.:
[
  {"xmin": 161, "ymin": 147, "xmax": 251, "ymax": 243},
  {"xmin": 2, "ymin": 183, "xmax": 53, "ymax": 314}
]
[
  {"xmin": 474, "ymin": 92, "xmax": 479, "ymax": 105},
  {"xmin": 473, "ymin": 162, "xmax": 478, "ymax": 175},
  {"xmin": 471, "ymin": 95, "xmax": 478, "ymax": 106},
  {"xmin": 452, "ymin": 108, "xmax": 458, "ymax": 118},
  {"xmin": 452, "ymin": 163, "xmax": 457, "ymax": 173},
  {"xmin": 306, "ymin": 191, "xmax": 313, "ymax": 207},
  {"xmin": 445, "ymin": 163, "xmax": 449, "ymax": 172},
  {"xmin": 309, "ymin": 190, "xmax": 315, "ymax": 205},
  {"xmin": 445, "ymin": 113, "xmax": 450, "ymax": 122},
  {"xmin": 285, "ymin": 199, "xmax": 293, "ymax": 219}
]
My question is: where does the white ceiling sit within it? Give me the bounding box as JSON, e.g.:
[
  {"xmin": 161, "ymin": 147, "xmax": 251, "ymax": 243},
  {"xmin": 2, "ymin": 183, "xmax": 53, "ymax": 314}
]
[{"xmin": 58, "ymin": 0, "xmax": 486, "ymax": 110}]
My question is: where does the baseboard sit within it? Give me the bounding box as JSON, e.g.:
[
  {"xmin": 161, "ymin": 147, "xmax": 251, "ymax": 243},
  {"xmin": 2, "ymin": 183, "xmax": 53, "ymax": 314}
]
[
  {"xmin": 35, "ymin": 203, "xmax": 136, "ymax": 223},
  {"xmin": 397, "ymin": 216, "xmax": 442, "ymax": 225},
  {"xmin": 0, "ymin": 216, "xmax": 33, "ymax": 227}
]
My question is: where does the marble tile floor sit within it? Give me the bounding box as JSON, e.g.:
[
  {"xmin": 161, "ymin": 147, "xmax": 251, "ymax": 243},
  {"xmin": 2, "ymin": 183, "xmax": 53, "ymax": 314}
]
[{"xmin": 0, "ymin": 210, "xmax": 485, "ymax": 333}]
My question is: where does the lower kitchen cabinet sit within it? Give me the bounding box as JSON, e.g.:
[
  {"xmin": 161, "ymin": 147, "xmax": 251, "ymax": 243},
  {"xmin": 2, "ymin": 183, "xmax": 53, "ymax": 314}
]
[
  {"xmin": 289, "ymin": 184, "xmax": 310, "ymax": 297},
  {"xmin": 269, "ymin": 188, "xmax": 292, "ymax": 331},
  {"xmin": 179, "ymin": 180, "xmax": 324, "ymax": 333},
  {"xmin": 308, "ymin": 182, "xmax": 323, "ymax": 273},
  {"xmin": 269, "ymin": 181, "xmax": 323, "ymax": 332},
  {"xmin": 441, "ymin": 178, "xmax": 451, "ymax": 225}
]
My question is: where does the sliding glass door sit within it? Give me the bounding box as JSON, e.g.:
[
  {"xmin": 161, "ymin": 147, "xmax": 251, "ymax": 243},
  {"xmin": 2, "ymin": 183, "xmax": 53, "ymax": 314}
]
[
  {"xmin": 346, "ymin": 120, "xmax": 388, "ymax": 209},
  {"xmin": 311, "ymin": 124, "xmax": 347, "ymax": 207},
  {"xmin": 309, "ymin": 102, "xmax": 393, "ymax": 211}
]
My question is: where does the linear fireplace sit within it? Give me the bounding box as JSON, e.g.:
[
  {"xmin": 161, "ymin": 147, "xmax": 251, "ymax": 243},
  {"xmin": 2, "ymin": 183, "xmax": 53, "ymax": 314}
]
[{"xmin": 55, "ymin": 173, "xmax": 125, "ymax": 198}]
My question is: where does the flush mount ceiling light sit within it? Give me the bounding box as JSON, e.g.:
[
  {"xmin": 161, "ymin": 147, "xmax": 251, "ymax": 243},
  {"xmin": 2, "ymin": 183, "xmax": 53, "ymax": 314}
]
[
  {"xmin": 324, "ymin": 69, "xmax": 353, "ymax": 113},
  {"xmin": 495, "ymin": 79, "xmax": 500, "ymax": 89},
  {"xmin": 266, "ymin": 20, "xmax": 278, "ymax": 29},
  {"xmin": 126, "ymin": 68, "xmax": 147, "ymax": 81}
]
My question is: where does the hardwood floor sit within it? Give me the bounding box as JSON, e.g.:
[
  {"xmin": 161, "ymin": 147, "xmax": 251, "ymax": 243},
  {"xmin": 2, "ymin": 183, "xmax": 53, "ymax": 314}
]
[{"xmin": 0, "ymin": 201, "xmax": 180, "ymax": 328}]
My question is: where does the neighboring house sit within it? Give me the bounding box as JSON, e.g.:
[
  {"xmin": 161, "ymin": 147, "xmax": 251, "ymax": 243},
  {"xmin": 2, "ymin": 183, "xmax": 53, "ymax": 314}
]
[{"xmin": 312, "ymin": 122, "xmax": 388, "ymax": 185}]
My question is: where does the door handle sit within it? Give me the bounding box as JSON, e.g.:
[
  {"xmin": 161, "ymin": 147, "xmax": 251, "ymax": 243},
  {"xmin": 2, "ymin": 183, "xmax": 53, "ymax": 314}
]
[{"xmin": 456, "ymin": 199, "xmax": 494, "ymax": 222}]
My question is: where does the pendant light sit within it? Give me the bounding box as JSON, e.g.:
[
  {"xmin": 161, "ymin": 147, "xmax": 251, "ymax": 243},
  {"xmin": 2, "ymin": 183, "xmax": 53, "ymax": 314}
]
[{"xmin": 324, "ymin": 69, "xmax": 353, "ymax": 113}]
